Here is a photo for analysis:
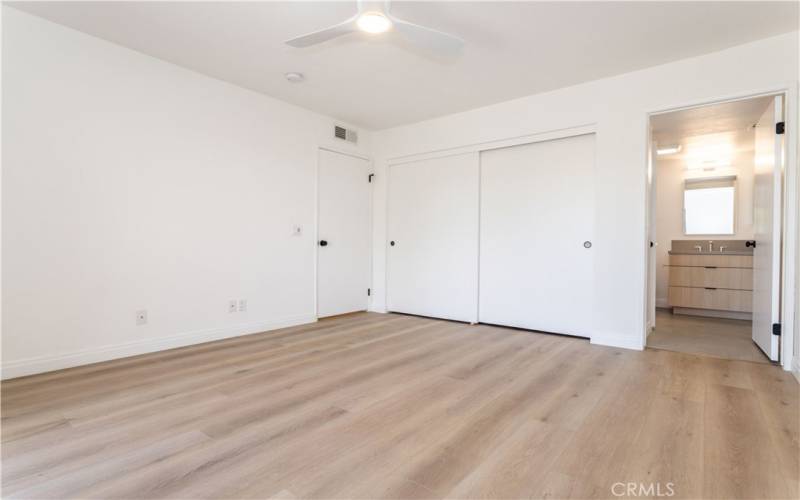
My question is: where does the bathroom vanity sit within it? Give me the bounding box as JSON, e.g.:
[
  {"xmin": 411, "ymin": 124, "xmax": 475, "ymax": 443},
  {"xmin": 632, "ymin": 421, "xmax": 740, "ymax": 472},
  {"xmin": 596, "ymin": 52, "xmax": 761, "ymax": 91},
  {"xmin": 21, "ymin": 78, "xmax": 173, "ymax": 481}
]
[{"xmin": 667, "ymin": 240, "xmax": 753, "ymax": 320}]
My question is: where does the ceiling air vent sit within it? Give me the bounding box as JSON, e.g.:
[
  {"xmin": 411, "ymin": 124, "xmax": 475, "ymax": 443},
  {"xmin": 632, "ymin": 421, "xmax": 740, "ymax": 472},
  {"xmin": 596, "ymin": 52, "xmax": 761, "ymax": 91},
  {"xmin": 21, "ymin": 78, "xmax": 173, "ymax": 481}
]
[{"xmin": 334, "ymin": 125, "xmax": 358, "ymax": 144}]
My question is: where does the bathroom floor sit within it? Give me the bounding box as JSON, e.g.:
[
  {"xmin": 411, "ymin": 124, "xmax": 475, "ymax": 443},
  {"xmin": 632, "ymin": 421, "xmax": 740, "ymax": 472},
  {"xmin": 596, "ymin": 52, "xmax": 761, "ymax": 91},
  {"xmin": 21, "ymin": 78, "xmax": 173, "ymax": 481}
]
[{"xmin": 647, "ymin": 309, "xmax": 771, "ymax": 364}]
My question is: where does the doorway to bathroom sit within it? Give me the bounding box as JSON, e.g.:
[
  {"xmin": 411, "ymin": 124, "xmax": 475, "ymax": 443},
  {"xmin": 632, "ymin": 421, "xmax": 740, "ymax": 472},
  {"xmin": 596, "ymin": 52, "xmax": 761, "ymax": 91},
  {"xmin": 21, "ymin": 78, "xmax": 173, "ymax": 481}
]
[{"xmin": 645, "ymin": 93, "xmax": 786, "ymax": 363}]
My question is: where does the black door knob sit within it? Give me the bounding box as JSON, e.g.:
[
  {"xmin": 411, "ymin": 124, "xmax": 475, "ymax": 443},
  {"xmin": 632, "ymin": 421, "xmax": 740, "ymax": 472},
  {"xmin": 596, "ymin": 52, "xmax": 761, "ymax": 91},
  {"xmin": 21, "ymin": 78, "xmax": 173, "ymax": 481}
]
[
  {"xmin": 746, "ymin": 240, "xmax": 756, "ymax": 248},
  {"xmin": 319, "ymin": 240, "xmax": 328, "ymax": 247},
  {"xmin": 390, "ymin": 241, "xmax": 396, "ymax": 246}
]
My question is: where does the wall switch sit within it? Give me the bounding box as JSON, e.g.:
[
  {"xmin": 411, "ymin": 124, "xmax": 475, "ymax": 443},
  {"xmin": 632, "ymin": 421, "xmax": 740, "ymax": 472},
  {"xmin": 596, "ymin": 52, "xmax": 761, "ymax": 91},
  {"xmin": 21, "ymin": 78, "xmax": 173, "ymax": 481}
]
[
  {"xmin": 292, "ymin": 225, "xmax": 302, "ymax": 236},
  {"xmin": 135, "ymin": 310, "xmax": 148, "ymax": 325},
  {"xmin": 228, "ymin": 300, "xmax": 238, "ymax": 313},
  {"xmin": 238, "ymin": 299, "xmax": 248, "ymax": 312}
]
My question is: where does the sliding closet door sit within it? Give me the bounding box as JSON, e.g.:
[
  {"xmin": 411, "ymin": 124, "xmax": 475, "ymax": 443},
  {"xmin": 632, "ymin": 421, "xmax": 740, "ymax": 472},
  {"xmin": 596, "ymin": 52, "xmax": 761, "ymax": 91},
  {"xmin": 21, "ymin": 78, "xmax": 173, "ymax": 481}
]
[
  {"xmin": 387, "ymin": 153, "xmax": 479, "ymax": 322},
  {"xmin": 479, "ymin": 134, "xmax": 595, "ymax": 337}
]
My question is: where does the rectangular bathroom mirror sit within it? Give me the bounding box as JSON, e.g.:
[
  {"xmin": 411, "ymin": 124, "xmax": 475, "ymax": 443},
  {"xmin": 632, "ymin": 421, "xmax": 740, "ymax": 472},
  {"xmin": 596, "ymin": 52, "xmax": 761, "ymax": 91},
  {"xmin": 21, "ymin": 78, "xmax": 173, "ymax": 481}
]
[{"xmin": 683, "ymin": 176, "xmax": 736, "ymax": 235}]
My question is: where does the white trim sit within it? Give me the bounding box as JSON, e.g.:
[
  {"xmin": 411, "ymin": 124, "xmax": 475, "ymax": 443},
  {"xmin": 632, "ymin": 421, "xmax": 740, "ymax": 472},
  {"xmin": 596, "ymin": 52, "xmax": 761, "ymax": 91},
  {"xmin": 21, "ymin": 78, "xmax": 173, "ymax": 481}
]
[
  {"xmin": 0, "ymin": 314, "xmax": 316, "ymax": 380},
  {"xmin": 792, "ymin": 356, "xmax": 800, "ymax": 384},
  {"xmin": 642, "ymin": 84, "xmax": 799, "ymax": 372},
  {"xmin": 367, "ymin": 160, "xmax": 375, "ymax": 311},
  {"xmin": 475, "ymin": 152, "xmax": 482, "ymax": 325},
  {"xmin": 380, "ymin": 157, "xmax": 392, "ymax": 314},
  {"xmin": 387, "ymin": 123, "xmax": 597, "ymax": 166},
  {"xmin": 314, "ymin": 146, "xmax": 321, "ymax": 318},
  {"xmin": 318, "ymin": 145, "xmax": 371, "ymax": 162},
  {"xmin": 780, "ymin": 84, "xmax": 798, "ymax": 373},
  {"xmin": 647, "ymin": 86, "xmax": 796, "ymax": 117}
]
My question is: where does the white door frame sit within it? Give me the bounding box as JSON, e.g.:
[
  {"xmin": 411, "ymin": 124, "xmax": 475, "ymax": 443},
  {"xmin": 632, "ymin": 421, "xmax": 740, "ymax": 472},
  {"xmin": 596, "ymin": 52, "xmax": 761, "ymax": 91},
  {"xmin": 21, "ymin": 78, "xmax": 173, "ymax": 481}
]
[
  {"xmin": 315, "ymin": 146, "xmax": 374, "ymax": 318},
  {"xmin": 642, "ymin": 84, "xmax": 798, "ymax": 372}
]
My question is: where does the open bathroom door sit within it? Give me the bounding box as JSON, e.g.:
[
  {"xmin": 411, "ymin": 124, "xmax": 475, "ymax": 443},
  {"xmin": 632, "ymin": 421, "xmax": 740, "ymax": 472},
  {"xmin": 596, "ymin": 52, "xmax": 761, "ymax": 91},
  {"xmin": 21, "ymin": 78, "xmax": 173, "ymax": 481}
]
[{"xmin": 751, "ymin": 95, "xmax": 783, "ymax": 361}]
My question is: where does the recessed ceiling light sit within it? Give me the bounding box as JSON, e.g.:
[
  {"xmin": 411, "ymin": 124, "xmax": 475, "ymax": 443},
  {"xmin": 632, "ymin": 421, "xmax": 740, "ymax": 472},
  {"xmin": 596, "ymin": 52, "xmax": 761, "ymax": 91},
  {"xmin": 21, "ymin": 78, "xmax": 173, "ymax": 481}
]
[
  {"xmin": 656, "ymin": 145, "xmax": 682, "ymax": 155},
  {"xmin": 357, "ymin": 12, "xmax": 392, "ymax": 34},
  {"xmin": 285, "ymin": 72, "xmax": 305, "ymax": 83}
]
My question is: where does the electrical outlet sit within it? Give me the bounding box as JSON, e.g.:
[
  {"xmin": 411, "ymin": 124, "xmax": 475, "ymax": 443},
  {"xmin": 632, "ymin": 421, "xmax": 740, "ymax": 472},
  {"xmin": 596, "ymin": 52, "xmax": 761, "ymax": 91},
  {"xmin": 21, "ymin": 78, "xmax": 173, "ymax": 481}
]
[
  {"xmin": 238, "ymin": 299, "xmax": 248, "ymax": 312},
  {"xmin": 228, "ymin": 300, "xmax": 238, "ymax": 313},
  {"xmin": 135, "ymin": 310, "xmax": 148, "ymax": 325}
]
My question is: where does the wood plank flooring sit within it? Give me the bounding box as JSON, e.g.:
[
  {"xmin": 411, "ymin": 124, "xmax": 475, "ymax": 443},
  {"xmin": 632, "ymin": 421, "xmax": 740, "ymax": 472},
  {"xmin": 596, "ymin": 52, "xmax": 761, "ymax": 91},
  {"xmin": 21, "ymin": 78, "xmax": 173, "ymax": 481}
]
[{"xmin": 2, "ymin": 312, "xmax": 798, "ymax": 499}]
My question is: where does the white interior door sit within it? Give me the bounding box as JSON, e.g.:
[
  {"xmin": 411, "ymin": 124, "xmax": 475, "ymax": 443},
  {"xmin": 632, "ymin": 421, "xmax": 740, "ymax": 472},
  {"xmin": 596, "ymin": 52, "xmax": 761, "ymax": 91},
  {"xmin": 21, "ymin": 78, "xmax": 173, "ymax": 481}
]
[
  {"xmin": 317, "ymin": 149, "xmax": 370, "ymax": 318},
  {"xmin": 752, "ymin": 96, "xmax": 783, "ymax": 360},
  {"xmin": 479, "ymin": 134, "xmax": 595, "ymax": 337},
  {"xmin": 387, "ymin": 153, "xmax": 479, "ymax": 322},
  {"xmin": 647, "ymin": 133, "xmax": 658, "ymax": 332}
]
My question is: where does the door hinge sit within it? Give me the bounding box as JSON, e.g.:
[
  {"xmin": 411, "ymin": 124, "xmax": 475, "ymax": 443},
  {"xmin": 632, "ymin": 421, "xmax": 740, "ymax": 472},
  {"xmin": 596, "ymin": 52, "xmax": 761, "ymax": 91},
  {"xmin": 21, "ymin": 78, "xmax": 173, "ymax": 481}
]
[
  {"xmin": 367, "ymin": 288, "xmax": 371, "ymax": 296},
  {"xmin": 368, "ymin": 174, "xmax": 374, "ymax": 183},
  {"xmin": 773, "ymin": 323, "xmax": 781, "ymax": 336},
  {"xmin": 776, "ymin": 122, "xmax": 785, "ymax": 135}
]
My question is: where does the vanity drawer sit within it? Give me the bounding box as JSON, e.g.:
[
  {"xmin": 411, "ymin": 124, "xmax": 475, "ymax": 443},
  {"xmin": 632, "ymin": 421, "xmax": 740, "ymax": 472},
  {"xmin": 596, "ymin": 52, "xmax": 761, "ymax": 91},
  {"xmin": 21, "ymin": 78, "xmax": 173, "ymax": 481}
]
[
  {"xmin": 668, "ymin": 286, "xmax": 752, "ymax": 313},
  {"xmin": 669, "ymin": 254, "xmax": 752, "ymax": 268},
  {"xmin": 668, "ymin": 266, "xmax": 752, "ymax": 290}
]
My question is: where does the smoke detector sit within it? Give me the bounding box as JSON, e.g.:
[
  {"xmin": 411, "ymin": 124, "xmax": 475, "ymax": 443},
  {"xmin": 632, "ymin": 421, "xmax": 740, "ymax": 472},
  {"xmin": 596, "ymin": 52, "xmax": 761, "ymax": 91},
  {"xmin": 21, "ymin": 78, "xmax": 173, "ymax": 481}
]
[{"xmin": 285, "ymin": 72, "xmax": 305, "ymax": 83}]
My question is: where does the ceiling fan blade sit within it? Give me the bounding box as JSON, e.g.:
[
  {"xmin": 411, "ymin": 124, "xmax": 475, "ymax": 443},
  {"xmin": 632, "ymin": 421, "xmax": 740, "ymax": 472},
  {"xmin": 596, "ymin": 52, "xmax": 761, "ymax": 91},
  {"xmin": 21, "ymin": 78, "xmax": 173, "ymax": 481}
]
[
  {"xmin": 285, "ymin": 16, "xmax": 359, "ymax": 48},
  {"xmin": 389, "ymin": 16, "xmax": 464, "ymax": 56}
]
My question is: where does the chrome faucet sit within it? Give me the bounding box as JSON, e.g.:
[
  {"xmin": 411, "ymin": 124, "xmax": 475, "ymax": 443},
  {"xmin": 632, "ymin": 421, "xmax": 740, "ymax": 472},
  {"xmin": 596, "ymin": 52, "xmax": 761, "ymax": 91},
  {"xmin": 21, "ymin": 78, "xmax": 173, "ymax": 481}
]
[
  {"xmin": 694, "ymin": 245, "xmax": 703, "ymax": 253},
  {"xmin": 719, "ymin": 245, "xmax": 727, "ymax": 253},
  {"xmin": 708, "ymin": 240, "xmax": 714, "ymax": 252}
]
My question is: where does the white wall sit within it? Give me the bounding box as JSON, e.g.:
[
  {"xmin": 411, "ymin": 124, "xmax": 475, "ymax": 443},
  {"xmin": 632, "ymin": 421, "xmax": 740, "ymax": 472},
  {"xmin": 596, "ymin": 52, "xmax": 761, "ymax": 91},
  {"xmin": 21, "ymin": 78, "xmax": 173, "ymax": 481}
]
[
  {"xmin": 1, "ymin": 7, "xmax": 371, "ymax": 378},
  {"xmin": 654, "ymin": 133, "xmax": 756, "ymax": 307},
  {"xmin": 4, "ymin": 7, "xmax": 799, "ymax": 377},
  {"xmin": 369, "ymin": 31, "xmax": 799, "ymax": 355}
]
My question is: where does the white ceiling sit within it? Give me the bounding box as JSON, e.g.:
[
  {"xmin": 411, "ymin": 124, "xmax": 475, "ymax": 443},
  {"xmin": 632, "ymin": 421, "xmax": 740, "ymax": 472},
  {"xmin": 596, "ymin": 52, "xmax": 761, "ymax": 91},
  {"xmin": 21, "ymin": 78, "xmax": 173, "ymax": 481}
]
[
  {"xmin": 651, "ymin": 95, "xmax": 776, "ymax": 169},
  {"xmin": 651, "ymin": 95, "xmax": 774, "ymax": 146},
  {"xmin": 7, "ymin": 1, "xmax": 798, "ymax": 130}
]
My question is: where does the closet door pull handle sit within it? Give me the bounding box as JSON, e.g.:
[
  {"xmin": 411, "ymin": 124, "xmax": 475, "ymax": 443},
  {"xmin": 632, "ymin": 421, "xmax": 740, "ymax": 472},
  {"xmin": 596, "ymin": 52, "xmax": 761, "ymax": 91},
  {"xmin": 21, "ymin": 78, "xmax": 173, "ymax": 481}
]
[
  {"xmin": 704, "ymin": 266, "xmax": 717, "ymax": 269},
  {"xmin": 705, "ymin": 287, "xmax": 717, "ymax": 290}
]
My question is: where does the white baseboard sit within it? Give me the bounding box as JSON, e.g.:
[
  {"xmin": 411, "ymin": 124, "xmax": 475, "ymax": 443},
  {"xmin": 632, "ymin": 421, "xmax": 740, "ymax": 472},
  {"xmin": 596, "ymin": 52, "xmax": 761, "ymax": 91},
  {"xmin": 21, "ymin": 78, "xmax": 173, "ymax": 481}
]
[
  {"xmin": 1, "ymin": 314, "xmax": 316, "ymax": 380},
  {"xmin": 590, "ymin": 333, "xmax": 644, "ymax": 351}
]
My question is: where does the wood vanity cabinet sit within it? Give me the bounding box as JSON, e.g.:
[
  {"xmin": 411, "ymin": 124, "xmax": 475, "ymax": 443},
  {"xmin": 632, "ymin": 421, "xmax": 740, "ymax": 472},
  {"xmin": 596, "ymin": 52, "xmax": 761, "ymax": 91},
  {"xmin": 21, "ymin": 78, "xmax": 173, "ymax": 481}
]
[{"xmin": 667, "ymin": 254, "xmax": 753, "ymax": 318}]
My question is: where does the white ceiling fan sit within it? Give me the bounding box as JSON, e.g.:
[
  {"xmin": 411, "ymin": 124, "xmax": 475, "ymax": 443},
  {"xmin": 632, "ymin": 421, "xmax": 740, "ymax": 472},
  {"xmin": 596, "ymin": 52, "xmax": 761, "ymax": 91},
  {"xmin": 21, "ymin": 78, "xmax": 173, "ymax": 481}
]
[{"xmin": 284, "ymin": 0, "xmax": 464, "ymax": 56}]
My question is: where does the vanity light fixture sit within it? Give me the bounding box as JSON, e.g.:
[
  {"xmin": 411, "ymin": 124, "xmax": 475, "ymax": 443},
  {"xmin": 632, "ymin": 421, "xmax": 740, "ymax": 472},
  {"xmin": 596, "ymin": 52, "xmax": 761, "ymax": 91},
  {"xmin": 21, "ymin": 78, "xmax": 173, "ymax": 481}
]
[{"xmin": 656, "ymin": 145, "xmax": 682, "ymax": 155}]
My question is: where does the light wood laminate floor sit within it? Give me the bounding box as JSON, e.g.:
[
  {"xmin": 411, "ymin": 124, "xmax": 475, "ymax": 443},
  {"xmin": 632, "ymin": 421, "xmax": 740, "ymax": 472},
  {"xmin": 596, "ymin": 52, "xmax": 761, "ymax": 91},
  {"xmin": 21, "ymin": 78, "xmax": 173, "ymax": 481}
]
[
  {"xmin": 2, "ymin": 313, "xmax": 798, "ymax": 499},
  {"xmin": 648, "ymin": 309, "xmax": 770, "ymax": 364}
]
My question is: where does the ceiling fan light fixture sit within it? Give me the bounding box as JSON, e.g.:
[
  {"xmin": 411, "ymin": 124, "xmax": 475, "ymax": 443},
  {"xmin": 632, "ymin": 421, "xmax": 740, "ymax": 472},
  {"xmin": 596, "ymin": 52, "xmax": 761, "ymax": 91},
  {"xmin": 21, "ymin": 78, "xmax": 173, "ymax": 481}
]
[{"xmin": 357, "ymin": 12, "xmax": 392, "ymax": 34}]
